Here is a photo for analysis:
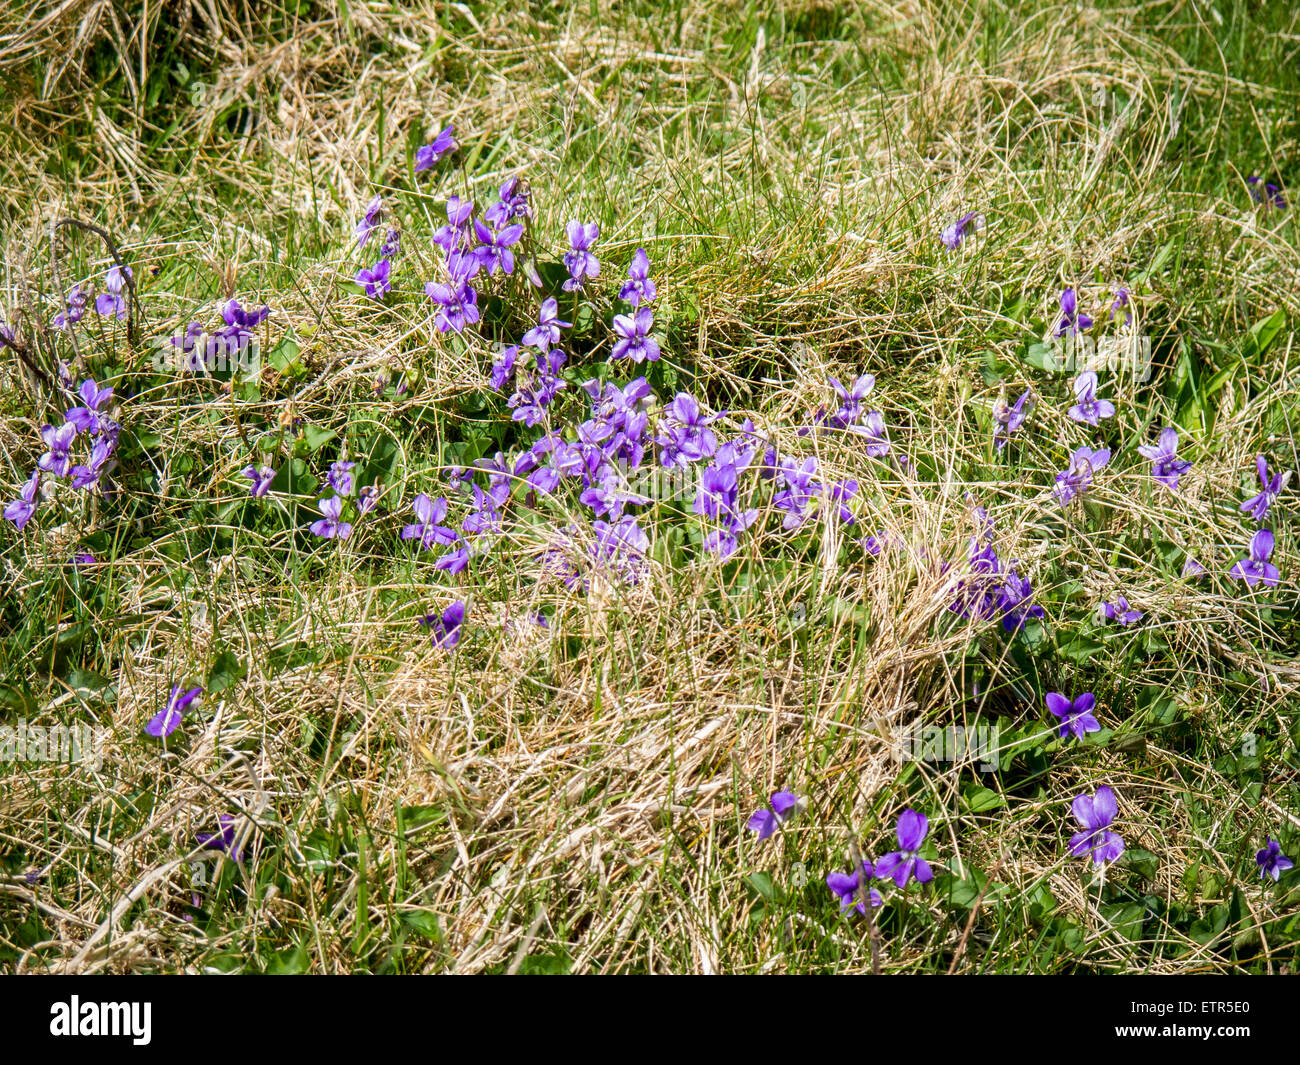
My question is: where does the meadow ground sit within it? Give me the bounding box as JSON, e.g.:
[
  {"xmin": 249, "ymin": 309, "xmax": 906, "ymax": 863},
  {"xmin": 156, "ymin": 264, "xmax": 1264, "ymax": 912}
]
[{"xmin": 0, "ymin": 0, "xmax": 1297, "ymax": 974}]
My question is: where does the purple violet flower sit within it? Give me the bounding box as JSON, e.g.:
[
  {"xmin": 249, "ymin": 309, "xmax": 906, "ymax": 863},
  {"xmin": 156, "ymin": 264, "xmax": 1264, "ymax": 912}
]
[
  {"xmin": 484, "ymin": 175, "xmax": 531, "ymax": 227},
  {"xmin": 4, "ymin": 471, "xmax": 40, "ymax": 529},
  {"xmin": 356, "ymin": 259, "xmax": 392, "ymax": 300},
  {"xmin": 65, "ymin": 379, "xmax": 114, "ymax": 435},
  {"xmin": 471, "ymin": 217, "xmax": 524, "ymax": 276},
  {"xmin": 196, "ymin": 815, "xmax": 244, "ymax": 861},
  {"xmin": 310, "ymin": 495, "xmax": 353, "ymax": 539},
  {"xmin": 940, "ymin": 211, "xmax": 983, "ymax": 250},
  {"xmin": 146, "ymin": 684, "xmax": 203, "ymax": 738},
  {"xmin": 38, "ymin": 421, "xmax": 78, "ymax": 478},
  {"xmin": 521, "ymin": 297, "xmax": 571, "ymax": 350},
  {"xmin": 1053, "ymin": 445, "xmax": 1110, "ymax": 505},
  {"xmin": 874, "ymin": 809, "xmax": 934, "ymax": 887},
  {"xmin": 1109, "ymin": 287, "xmax": 1132, "ymax": 324},
  {"xmin": 355, "ymin": 194, "xmax": 384, "ymax": 248},
  {"xmin": 1101, "ymin": 595, "xmax": 1143, "ymax": 626},
  {"xmin": 828, "ymin": 373, "xmax": 875, "ymax": 425},
  {"xmin": 419, "ymin": 599, "xmax": 466, "ymax": 649},
  {"xmin": 745, "ymin": 790, "xmax": 802, "ymax": 840},
  {"xmin": 401, "ymin": 493, "xmax": 458, "ymax": 549},
  {"xmin": 610, "ymin": 306, "xmax": 659, "ymax": 363},
  {"xmin": 426, "ymin": 279, "xmax": 480, "ymax": 334},
  {"xmin": 993, "ymin": 389, "xmax": 1031, "ymax": 450},
  {"xmin": 1047, "ymin": 691, "xmax": 1101, "ymax": 741},
  {"xmin": 326, "ymin": 461, "xmax": 357, "ymax": 496},
  {"xmin": 1137, "ymin": 427, "xmax": 1192, "ymax": 489},
  {"xmin": 1055, "ymin": 287, "xmax": 1093, "ymax": 338},
  {"xmin": 1256, "ymin": 838, "xmax": 1294, "ymax": 882},
  {"xmin": 1241, "ymin": 455, "xmax": 1285, "ymax": 523},
  {"xmin": 1229, "ymin": 529, "xmax": 1280, "ymax": 588},
  {"xmin": 562, "ymin": 220, "xmax": 600, "ymax": 291},
  {"xmin": 1068, "ymin": 786, "xmax": 1124, "ymax": 865},
  {"xmin": 618, "ymin": 248, "xmax": 657, "ymax": 306},
  {"xmin": 415, "ymin": 125, "xmax": 456, "ymax": 172},
  {"xmin": 432, "ymin": 196, "xmax": 475, "ymax": 254},
  {"xmin": 1248, "ymin": 176, "xmax": 1287, "ymax": 209},
  {"xmin": 94, "ymin": 264, "xmax": 132, "ymax": 320},
  {"xmin": 827, "ymin": 862, "xmax": 883, "ymax": 914},
  {"xmin": 243, "ymin": 465, "xmax": 275, "ymax": 498},
  {"xmin": 69, "ymin": 437, "xmax": 115, "ymax": 490},
  {"xmin": 52, "ymin": 284, "xmax": 88, "ymax": 330},
  {"xmin": 1067, "ymin": 371, "xmax": 1115, "ymax": 426}
]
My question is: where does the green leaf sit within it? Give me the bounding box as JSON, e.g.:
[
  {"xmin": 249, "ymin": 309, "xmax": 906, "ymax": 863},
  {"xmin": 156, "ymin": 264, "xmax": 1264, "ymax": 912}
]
[
  {"xmin": 400, "ymin": 909, "xmax": 443, "ymax": 942},
  {"xmin": 962, "ymin": 785, "xmax": 1006, "ymax": 813},
  {"xmin": 744, "ymin": 871, "xmax": 777, "ymax": 903},
  {"xmin": 300, "ymin": 426, "xmax": 337, "ymax": 454},
  {"xmin": 265, "ymin": 945, "xmax": 312, "ymax": 974},
  {"xmin": 1057, "ymin": 634, "xmax": 1105, "ymax": 664},
  {"xmin": 1023, "ymin": 341, "xmax": 1061, "ymax": 372},
  {"xmin": 207, "ymin": 650, "xmax": 247, "ymax": 695}
]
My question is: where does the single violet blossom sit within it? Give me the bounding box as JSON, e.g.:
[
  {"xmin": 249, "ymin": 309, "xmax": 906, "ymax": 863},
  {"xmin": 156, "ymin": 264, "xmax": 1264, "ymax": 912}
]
[
  {"xmin": 1229, "ymin": 529, "xmax": 1280, "ymax": 588},
  {"xmin": 310, "ymin": 495, "xmax": 353, "ymax": 540},
  {"xmin": 618, "ymin": 248, "xmax": 657, "ymax": 306},
  {"xmin": 993, "ymin": 390, "xmax": 1031, "ymax": 450},
  {"xmin": 357, "ymin": 484, "xmax": 380, "ymax": 514},
  {"xmin": 745, "ymin": 791, "xmax": 802, "ymax": 841},
  {"xmin": 326, "ymin": 461, "xmax": 357, "ymax": 497},
  {"xmin": 426, "ymin": 279, "xmax": 480, "ymax": 334},
  {"xmin": 95, "ymin": 264, "xmax": 132, "ymax": 320},
  {"xmin": 1067, "ymin": 371, "xmax": 1115, "ymax": 426},
  {"xmin": 419, "ymin": 600, "xmax": 465, "ymax": 649},
  {"xmin": 610, "ymin": 306, "xmax": 659, "ymax": 363},
  {"xmin": 1137, "ymin": 427, "xmax": 1193, "ymax": 489},
  {"xmin": 1053, "ymin": 446, "xmax": 1110, "ymax": 505},
  {"xmin": 69, "ymin": 437, "xmax": 115, "ymax": 490},
  {"xmin": 38, "ymin": 421, "xmax": 78, "ymax": 478},
  {"xmin": 521, "ymin": 297, "xmax": 571, "ymax": 350},
  {"xmin": 66, "ymin": 378, "xmax": 114, "ymax": 435},
  {"xmin": 401, "ymin": 493, "xmax": 458, "ymax": 550},
  {"xmin": 197, "ymin": 815, "xmax": 244, "ymax": 861},
  {"xmin": 471, "ymin": 217, "xmax": 524, "ymax": 276},
  {"xmin": 1248, "ymin": 176, "xmax": 1287, "ymax": 209},
  {"xmin": 940, "ymin": 211, "xmax": 983, "ymax": 250},
  {"xmin": 1047, "ymin": 691, "xmax": 1101, "ymax": 741},
  {"xmin": 243, "ymin": 465, "xmax": 275, "ymax": 498},
  {"xmin": 562, "ymin": 220, "xmax": 600, "ymax": 291},
  {"xmin": 52, "ymin": 284, "xmax": 88, "ymax": 330},
  {"xmin": 146, "ymin": 685, "xmax": 203, "ymax": 738},
  {"xmin": 1109, "ymin": 287, "xmax": 1132, "ymax": 324},
  {"xmin": 1241, "ymin": 455, "xmax": 1285, "ymax": 523},
  {"xmin": 355, "ymin": 194, "xmax": 384, "ymax": 248},
  {"xmin": 4, "ymin": 471, "xmax": 40, "ymax": 529},
  {"xmin": 826, "ymin": 862, "xmax": 883, "ymax": 914},
  {"xmin": 1068, "ymin": 786, "xmax": 1125, "ymax": 865},
  {"xmin": 484, "ymin": 175, "xmax": 531, "ymax": 227},
  {"xmin": 1256, "ymin": 838, "xmax": 1294, "ymax": 882},
  {"xmin": 874, "ymin": 809, "xmax": 934, "ymax": 888},
  {"xmin": 829, "ymin": 373, "xmax": 875, "ymax": 425},
  {"xmin": 1055, "ymin": 287, "xmax": 1093, "ymax": 338},
  {"xmin": 1101, "ymin": 595, "xmax": 1143, "ymax": 625},
  {"xmin": 415, "ymin": 125, "xmax": 456, "ymax": 172},
  {"xmin": 356, "ymin": 259, "xmax": 392, "ymax": 300}
]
